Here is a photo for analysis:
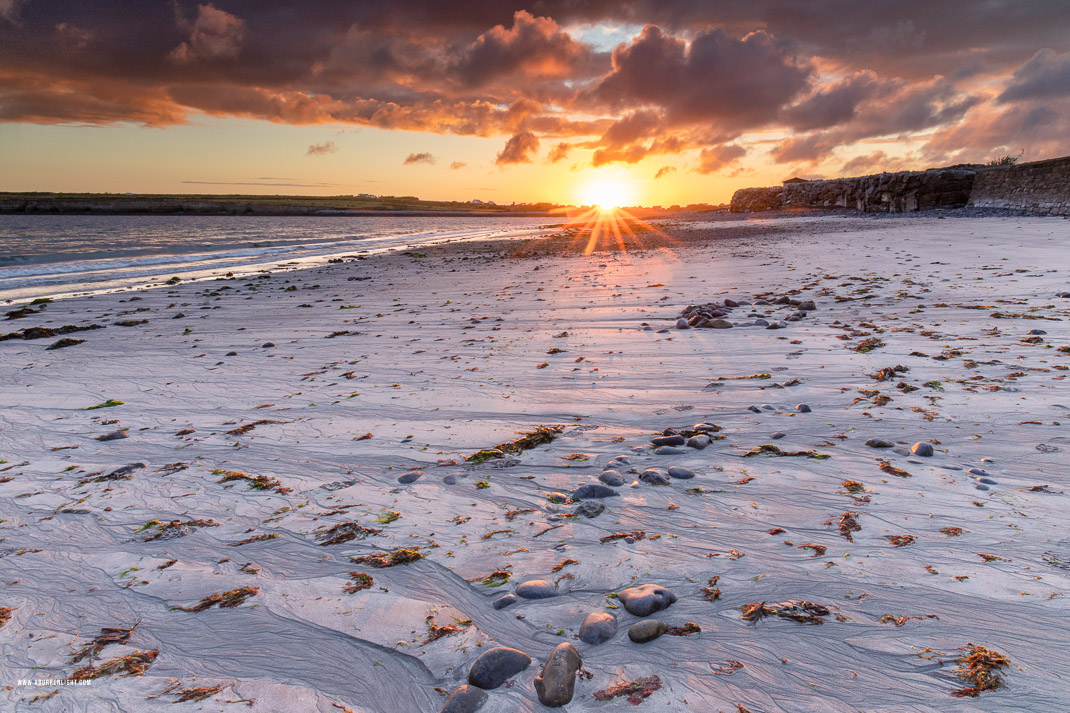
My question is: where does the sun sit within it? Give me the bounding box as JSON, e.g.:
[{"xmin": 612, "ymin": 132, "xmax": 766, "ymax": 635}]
[{"xmin": 578, "ymin": 174, "xmax": 636, "ymax": 210}]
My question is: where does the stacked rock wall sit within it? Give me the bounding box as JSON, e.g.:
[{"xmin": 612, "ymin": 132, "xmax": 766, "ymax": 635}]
[
  {"xmin": 968, "ymin": 156, "xmax": 1070, "ymax": 215},
  {"xmin": 730, "ymin": 167, "xmax": 977, "ymax": 213}
]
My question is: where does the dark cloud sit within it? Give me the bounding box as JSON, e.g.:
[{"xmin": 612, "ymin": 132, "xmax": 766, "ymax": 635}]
[
  {"xmin": 0, "ymin": 1, "xmax": 1067, "ymax": 170},
  {"xmin": 997, "ymin": 49, "xmax": 1070, "ymax": 103},
  {"xmin": 840, "ymin": 151, "xmax": 889, "ymax": 176},
  {"xmin": 306, "ymin": 140, "xmax": 337, "ymax": 155},
  {"xmin": 594, "ymin": 25, "xmax": 810, "ymax": 130},
  {"xmin": 495, "ymin": 131, "xmax": 539, "ymax": 164},
  {"xmin": 654, "ymin": 165, "xmax": 675, "ymax": 178},
  {"xmin": 694, "ymin": 144, "xmax": 746, "ymax": 174},
  {"xmin": 403, "ymin": 152, "xmax": 435, "ymax": 165}
]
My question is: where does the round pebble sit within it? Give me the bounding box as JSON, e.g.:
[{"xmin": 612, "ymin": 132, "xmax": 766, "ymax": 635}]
[
  {"xmin": 667, "ymin": 466, "xmax": 695, "ymax": 480},
  {"xmin": 572, "ymin": 484, "xmax": 619, "ymax": 500},
  {"xmin": 516, "ymin": 580, "xmax": 556, "ymax": 599},
  {"xmin": 578, "ymin": 612, "xmax": 617, "ymax": 645},
  {"xmin": 911, "ymin": 442, "xmax": 934, "ymax": 457},
  {"xmin": 492, "ymin": 594, "xmax": 518, "ymax": 610},
  {"xmin": 599, "ymin": 470, "xmax": 625, "ymax": 486},
  {"xmin": 639, "ymin": 469, "xmax": 670, "ymax": 485},
  {"xmin": 770, "ymin": 431, "xmax": 786, "ymax": 440},
  {"xmin": 628, "ymin": 619, "xmax": 668, "ymax": 643},
  {"xmin": 397, "ymin": 471, "xmax": 422, "ymax": 484},
  {"xmin": 618, "ymin": 584, "xmax": 677, "ymax": 616},
  {"xmin": 654, "ymin": 446, "xmax": 684, "ymax": 456},
  {"xmin": 796, "ymin": 403, "xmax": 812, "ymax": 413},
  {"xmin": 468, "ymin": 647, "xmax": 532, "ymax": 690},
  {"xmin": 865, "ymin": 438, "xmax": 894, "ymax": 448}
]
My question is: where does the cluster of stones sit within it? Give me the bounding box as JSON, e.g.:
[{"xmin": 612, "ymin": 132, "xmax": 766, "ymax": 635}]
[
  {"xmin": 676, "ymin": 296, "xmax": 816, "ymax": 331},
  {"xmin": 441, "ymin": 583, "xmax": 678, "ymax": 711}
]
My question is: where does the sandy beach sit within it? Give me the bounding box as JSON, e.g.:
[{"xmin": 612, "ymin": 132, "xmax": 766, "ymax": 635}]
[{"xmin": 2, "ymin": 214, "xmax": 1069, "ymax": 712}]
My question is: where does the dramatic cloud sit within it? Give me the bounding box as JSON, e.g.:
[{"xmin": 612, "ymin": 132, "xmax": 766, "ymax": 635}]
[
  {"xmin": 840, "ymin": 151, "xmax": 889, "ymax": 176},
  {"xmin": 1, "ymin": 1, "xmax": 1068, "ymax": 171},
  {"xmin": 694, "ymin": 144, "xmax": 746, "ymax": 174},
  {"xmin": 403, "ymin": 152, "xmax": 435, "ymax": 165},
  {"xmin": 495, "ymin": 131, "xmax": 539, "ymax": 164},
  {"xmin": 306, "ymin": 140, "xmax": 337, "ymax": 155},
  {"xmin": 998, "ymin": 49, "xmax": 1070, "ymax": 103},
  {"xmin": 169, "ymin": 3, "xmax": 246, "ymax": 64}
]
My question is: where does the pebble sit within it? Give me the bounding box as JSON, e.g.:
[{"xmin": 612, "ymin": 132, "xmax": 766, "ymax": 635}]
[
  {"xmin": 628, "ymin": 619, "xmax": 668, "ymax": 643},
  {"xmin": 693, "ymin": 423, "xmax": 717, "ymax": 432},
  {"xmin": 967, "ymin": 467, "xmax": 986, "ymax": 475},
  {"xmin": 724, "ymin": 298, "xmax": 739, "ymax": 307},
  {"xmin": 798, "ymin": 300, "xmax": 817, "ymax": 311},
  {"xmin": 748, "ymin": 405, "xmax": 762, "ymax": 413},
  {"xmin": 754, "ymin": 318, "xmax": 769, "ymax": 326},
  {"xmin": 467, "ymin": 647, "xmax": 532, "ymax": 690},
  {"xmin": 639, "ymin": 469, "xmax": 670, "ymax": 485},
  {"xmin": 709, "ymin": 319, "xmax": 733, "ymax": 329},
  {"xmin": 796, "ymin": 403, "xmax": 811, "ymax": 413},
  {"xmin": 911, "ymin": 442, "xmax": 934, "ymax": 457},
  {"xmin": 686, "ymin": 435, "xmax": 710, "ymax": 449},
  {"xmin": 766, "ymin": 322, "xmax": 785, "ymax": 330},
  {"xmin": 516, "ymin": 580, "xmax": 557, "ymax": 599},
  {"xmin": 492, "ymin": 594, "xmax": 518, "ymax": 610},
  {"xmin": 651, "ymin": 434, "xmax": 686, "ymax": 447},
  {"xmin": 578, "ymin": 612, "xmax": 617, "ymax": 645},
  {"xmin": 976, "ymin": 476, "xmax": 998, "ymax": 485},
  {"xmin": 865, "ymin": 438, "xmax": 894, "ymax": 448},
  {"xmin": 675, "ymin": 318, "xmax": 689, "ymax": 329},
  {"xmin": 262, "ymin": 342, "xmax": 275, "ymax": 348},
  {"xmin": 618, "ymin": 584, "xmax": 677, "ymax": 616},
  {"xmin": 439, "ymin": 685, "xmax": 488, "ymax": 713},
  {"xmin": 599, "ymin": 470, "xmax": 625, "ymax": 486},
  {"xmin": 534, "ymin": 642, "xmax": 582, "ymax": 708},
  {"xmin": 574, "ymin": 501, "xmax": 605, "ymax": 518},
  {"xmin": 976, "ymin": 484, "xmax": 989, "ymax": 491},
  {"xmin": 613, "ymin": 455, "xmax": 632, "ymax": 464},
  {"xmin": 572, "ymin": 484, "xmax": 619, "ymax": 500},
  {"xmin": 96, "ymin": 430, "xmax": 128, "ymax": 442},
  {"xmin": 761, "ymin": 404, "xmax": 775, "ymax": 411},
  {"xmin": 667, "ymin": 466, "xmax": 695, "ymax": 480},
  {"xmin": 397, "ymin": 471, "xmax": 422, "ymax": 484},
  {"xmin": 442, "ymin": 475, "xmax": 458, "ymax": 485},
  {"xmin": 1028, "ymin": 329, "xmax": 1047, "ymax": 335},
  {"xmin": 225, "ymin": 351, "xmax": 238, "ymax": 356},
  {"xmin": 654, "ymin": 446, "xmax": 684, "ymax": 455},
  {"xmin": 770, "ymin": 431, "xmax": 786, "ymax": 440}
]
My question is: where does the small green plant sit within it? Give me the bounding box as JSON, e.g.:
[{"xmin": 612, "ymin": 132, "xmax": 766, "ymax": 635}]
[{"xmin": 986, "ymin": 153, "xmax": 1019, "ymax": 166}]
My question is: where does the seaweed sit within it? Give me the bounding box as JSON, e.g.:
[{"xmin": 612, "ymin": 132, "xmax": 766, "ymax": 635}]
[
  {"xmin": 174, "ymin": 586, "xmax": 259, "ymax": 612},
  {"xmin": 85, "ymin": 399, "xmax": 124, "ymax": 410},
  {"xmin": 666, "ymin": 623, "xmax": 701, "ymax": 636},
  {"xmin": 140, "ymin": 519, "xmax": 219, "ymax": 542},
  {"xmin": 741, "ymin": 600, "xmax": 830, "ymax": 625},
  {"xmin": 227, "ymin": 533, "xmax": 279, "ymax": 546},
  {"xmin": 884, "ymin": 535, "xmax": 916, "ymax": 547},
  {"xmin": 226, "ymin": 419, "xmax": 285, "ymax": 436},
  {"xmin": 71, "ymin": 650, "xmax": 158, "ymax": 680},
  {"xmin": 171, "ymin": 685, "xmax": 223, "ymax": 703},
  {"xmin": 701, "ymin": 576, "xmax": 721, "ymax": 601},
  {"xmin": 950, "ymin": 644, "xmax": 1010, "ymax": 697},
  {"xmin": 600, "ymin": 530, "xmax": 646, "ymax": 543},
  {"xmin": 798, "ymin": 543, "xmax": 827, "ymax": 557},
  {"xmin": 343, "ymin": 572, "xmax": 374, "ymax": 593},
  {"xmin": 854, "ymin": 338, "xmax": 885, "ymax": 353},
  {"xmin": 375, "ymin": 510, "xmax": 401, "ymax": 524},
  {"xmin": 880, "ymin": 614, "xmax": 938, "ymax": 627},
  {"xmin": 842, "ymin": 480, "xmax": 865, "ymax": 493},
  {"xmin": 464, "ymin": 425, "xmax": 563, "ymax": 463},
  {"xmin": 869, "ymin": 365, "xmax": 909, "ymax": 382},
  {"xmin": 214, "ymin": 469, "xmax": 290, "ymax": 493},
  {"xmin": 550, "ymin": 558, "xmax": 578, "ymax": 573},
  {"xmin": 504, "ymin": 508, "xmax": 536, "ymax": 521},
  {"xmin": 741, "ymin": 444, "xmax": 829, "ymax": 459},
  {"xmin": 879, "ymin": 461, "xmax": 911, "ymax": 477},
  {"xmin": 941, "ymin": 527, "xmax": 965, "ymax": 537},
  {"xmin": 838, "ymin": 511, "xmax": 861, "ymax": 542},
  {"xmin": 0, "ymin": 607, "xmax": 14, "ymax": 627},
  {"xmin": 350, "ymin": 548, "xmax": 422, "ymax": 568},
  {"xmin": 316, "ymin": 522, "xmax": 382, "ymax": 546},
  {"xmin": 593, "ymin": 675, "xmax": 662, "ymax": 705},
  {"xmin": 480, "ymin": 569, "xmax": 511, "ymax": 587},
  {"xmin": 421, "ymin": 614, "xmax": 470, "ymax": 645}
]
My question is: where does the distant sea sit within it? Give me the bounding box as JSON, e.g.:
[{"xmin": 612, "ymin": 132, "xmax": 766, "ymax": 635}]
[{"xmin": 0, "ymin": 214, "xmax": 567, "ymax": 301}]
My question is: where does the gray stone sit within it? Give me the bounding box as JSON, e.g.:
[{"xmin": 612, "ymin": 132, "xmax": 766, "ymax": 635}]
[
  {"xmin": 766, "ymin": 322, "xmax": 785, "ymax": 330},
  {"xmin": 1028, "ymin": 329, "xmax": 1047, "ymax": 335},
  {"xmin": 798, "ymin": 300, "xmax": 816, "ymax": 311},
  {"xmin": 599, "ymin": 470, "xmax": 625, "ymax": 486},
  {"xmin": 975, "ymin": 484, "xmax": 989, "ymax": 491},
  {"xmin": 708, "ymin": 319, "xmax": 733, "ymax": 329},
  {"xmin": 654, "ymin": 446, "xmax": 684, "ymax": 456},
  {"xmin": 976, "ymin": 476, "xmax": 998, "ymax": 485},
  {"xmin": 675, "ymin": 318, "xmax": 689, "ymax": 329},
  {"xmin": 911, "ymin": 442, "xmax": 934, "ymax": 457},
  {"xmin": 578, "ymin": 612, "xmax": 617, "ymax": 645},
  {"xmin": 96, "ymin": 430, "xmax": 128, "ymax": 442},
  {"xmin": 866, "ymin": 438, "xmax": 895, "ymax": 448},
  {"xmin": 761, "ymin": 404, "xmax": 776, "ymax": 411},
  {"xmin": 440, "ymin": 685, "xmax": 488, "ymax": 713},
  {"xmin": 796, "ymin": 403, "xmax": 812, "ymax": 413},
  {"xmin": 724, "ymin": 298, "xmax": 739, "ymax": 307},
  {"xmin": 667, "ymin": 466, "xmax": 695, "ymax": 479},
  {"xmin": 686, "ymin": 435, "xmax": 710, "ymax": 449},
  {"xmin": 516, "ymin": 580, "xmax": 556, "ymax": 599},
  {"xmin": 639, "ymin": 469, "xmax": 670, "ymax": 485},
  {"xmin": 693, "ymin": 423, "xmax": 718, "ymax": 432},
  {"xmin": 748, "ymin": 405, "xmax": 762, "ymax": 413},
  {"xmin": 468, "ymin": 647, "xmax": 532, "ymax": 690},
  {"xmin": 628, "ymin": 619, "xmax": 668, "ymax": 643},
  {"xmin": 574, "ymin": 501, "xmax": 605, "ymax": 518},
  {"xmin": 770, "ymin": 432, "xmax": 786, "ymax": 440},
  {"xmin": 754, "ymin": 318, "xmax": 769, "ymax": 326},
  {"xmin": 618, "ymin": 584, "xmax": 677, "ymax": 616},
  {"xmin": 651, "ymin": 434, "xmax": 686, "ymax": 447},
  {"xmin": 442, "ymin": 475, "xmax": 458, "ymax": 485},
  {"xmin": 397, "ymin": 471, "xmax": 423, "ymax": 484},
  {"xmin": 492, "ymin": 594, "xmax": 518, "ymax": 610},
  {"xmin": 572, "ymin": 484, "xmax": 619, "ymax": 500},
  {"xmin": 534, "ymin": 642, "xmax": 582, "ymax": 708}
]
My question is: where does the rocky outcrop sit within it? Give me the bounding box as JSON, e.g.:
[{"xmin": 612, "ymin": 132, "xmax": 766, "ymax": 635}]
[
  {"xmin": 731, "ymin": 166, "xmax": 978, "ymax": 213},
  {"xmin": 968, "ymin": 156, "xmax": 1070, "ymax": 215}
]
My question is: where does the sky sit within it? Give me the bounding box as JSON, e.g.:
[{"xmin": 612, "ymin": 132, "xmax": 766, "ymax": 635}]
[{"xmin": 1, "ymin": 1, "xmax": 1069, "ymax": 206}]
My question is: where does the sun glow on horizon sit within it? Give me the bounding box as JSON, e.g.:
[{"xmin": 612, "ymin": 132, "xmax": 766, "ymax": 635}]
[{"xmin": 578, "ymin": 174, "xmax": 637, "ymax": 209}]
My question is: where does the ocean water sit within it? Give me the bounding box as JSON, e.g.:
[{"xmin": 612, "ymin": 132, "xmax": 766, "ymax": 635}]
[{"xmin": 0, "ymin": 214, "xmax": 567, "ymax": 301}]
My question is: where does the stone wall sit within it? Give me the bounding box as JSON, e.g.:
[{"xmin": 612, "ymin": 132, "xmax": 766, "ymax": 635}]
[
  {"xmin": 730, "ymin": 167, "xmax": 977, "ymax": 213},
  {"xmin": 968, "ymin": 156, "xmax": 1070, "ymax": 215}
]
